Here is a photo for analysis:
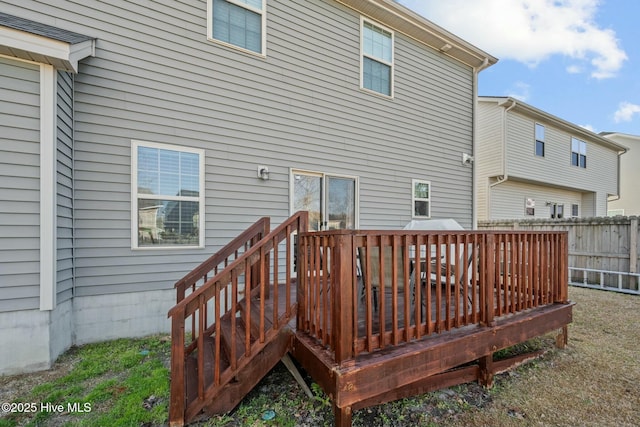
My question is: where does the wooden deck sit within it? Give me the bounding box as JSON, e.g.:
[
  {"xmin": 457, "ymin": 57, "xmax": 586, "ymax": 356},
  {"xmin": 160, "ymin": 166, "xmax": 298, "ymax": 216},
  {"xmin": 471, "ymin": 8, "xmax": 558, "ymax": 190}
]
[{"xmin": 168, "ymin": 212, "xmax": 573, "ymax": 427}]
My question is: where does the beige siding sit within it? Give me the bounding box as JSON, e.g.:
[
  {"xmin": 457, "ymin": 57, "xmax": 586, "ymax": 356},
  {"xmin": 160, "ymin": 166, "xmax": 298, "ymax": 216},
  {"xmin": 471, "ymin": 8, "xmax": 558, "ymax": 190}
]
[
  {"xmin": 490, "ymin": 180, "xmax": 586, "ymax": 220},
  {"xmin": 475, "ymin": 101, "xmax": 504, "ymax": 221},
  {"xmin": 3, "ymin": 0, "xmax": 476, "ymax": 297},
  {"xmin": 605, "ymin": 134, "xmax": 640, "ymax": 216},
  {"xmin": 505, "ymin": 111, "xmax": 618, "ymax": 213}
]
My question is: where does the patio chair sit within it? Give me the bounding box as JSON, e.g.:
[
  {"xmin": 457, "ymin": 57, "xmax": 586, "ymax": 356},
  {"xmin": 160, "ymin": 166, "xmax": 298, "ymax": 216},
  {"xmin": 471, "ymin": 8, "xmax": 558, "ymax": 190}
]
[{"xmin": 357, "ymin": 245, "xmax": 409, "ymax": 311}]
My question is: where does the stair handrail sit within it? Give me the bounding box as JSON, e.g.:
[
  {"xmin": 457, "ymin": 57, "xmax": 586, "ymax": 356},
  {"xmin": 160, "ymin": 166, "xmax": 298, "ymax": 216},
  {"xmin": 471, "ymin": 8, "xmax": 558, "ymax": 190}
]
[
  {"xmin": 168, "ymin": 211, "xmax": 308, "ymax": 427},
  {"xmin": 169, "ymin": 211, "xmax": 307, "ymax": 319},
  {"xmin": 173, "ymin": 217, "xmax": 270, "ymax": 303}
]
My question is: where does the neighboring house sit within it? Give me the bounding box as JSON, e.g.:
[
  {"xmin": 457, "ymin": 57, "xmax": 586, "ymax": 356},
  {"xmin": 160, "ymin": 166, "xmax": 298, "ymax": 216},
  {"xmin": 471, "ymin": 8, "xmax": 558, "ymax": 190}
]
[
  {"xmin": 476, "ymin": 97, "xmax": 627, "ymax": 221},
  {"xmin": 0, "ymin": 1, "xmax": 496, "ymax": 374},
  {"xmin": 601, "ymin": 132, "xmax": 640, "ymax": 216}
]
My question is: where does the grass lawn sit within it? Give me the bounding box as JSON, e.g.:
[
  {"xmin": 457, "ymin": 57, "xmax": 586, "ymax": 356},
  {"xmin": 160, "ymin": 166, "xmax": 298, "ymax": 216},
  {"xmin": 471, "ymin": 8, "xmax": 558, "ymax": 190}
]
[{"xmin": 1, "ymin": 286, "xmax": 638, "ymax": 426}]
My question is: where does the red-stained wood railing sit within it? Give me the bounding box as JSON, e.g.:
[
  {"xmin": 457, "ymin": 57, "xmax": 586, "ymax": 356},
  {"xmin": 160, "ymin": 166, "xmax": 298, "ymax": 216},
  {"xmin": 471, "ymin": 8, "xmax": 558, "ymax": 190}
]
[
  {"xmin": 174, "ymin": 216, "xmax": 270, "ymax": 303},
  {"xmin": 168, "ymin": 212, "xmax": 308, "ymax": 426},
  {"xmin": 297, "ymin": 230, "xmax": 568, "ymax": 364}
]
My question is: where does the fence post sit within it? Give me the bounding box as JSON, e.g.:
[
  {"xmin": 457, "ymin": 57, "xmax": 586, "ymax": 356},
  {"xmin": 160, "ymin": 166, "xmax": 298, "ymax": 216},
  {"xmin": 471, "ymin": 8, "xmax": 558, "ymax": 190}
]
[
  {"xmin": 630, "ymin": 217, "xmax": 638, "ymax": 282},
  {"xmin": 333, "ymin": 232, "xmax": 354, "ymax": 364}
]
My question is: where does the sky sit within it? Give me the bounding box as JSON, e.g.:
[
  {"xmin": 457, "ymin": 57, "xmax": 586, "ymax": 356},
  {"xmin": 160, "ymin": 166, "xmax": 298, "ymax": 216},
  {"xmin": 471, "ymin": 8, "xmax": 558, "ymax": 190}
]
[{"xmin": 397, "ymin": 0, "xmax": 640, "ymax": 137}]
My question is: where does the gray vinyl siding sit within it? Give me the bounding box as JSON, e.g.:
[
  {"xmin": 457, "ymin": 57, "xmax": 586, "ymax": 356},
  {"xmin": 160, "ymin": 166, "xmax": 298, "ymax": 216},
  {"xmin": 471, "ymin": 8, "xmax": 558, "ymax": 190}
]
[
  {"xmin": 0, "ymin": 57, "xmax": 40, "ymax": 312},
  {"xmin": 8, "ymin": 0, "xmax": 475, "ymax": 296},
  {"xmin": 57, "ymin": 71, "xmax": 74, "ymax": 304},
  {"xmin": 505, "ymin": 111, "xmax": 618, "ymax": 206}
]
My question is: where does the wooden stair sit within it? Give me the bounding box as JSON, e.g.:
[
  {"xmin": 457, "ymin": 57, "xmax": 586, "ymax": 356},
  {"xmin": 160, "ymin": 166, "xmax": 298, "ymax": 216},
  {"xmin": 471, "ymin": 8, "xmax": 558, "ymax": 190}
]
[
  {"xmin": 168, "ymin": 212, "xmax": 309, "ymax": 426},
  {"xmin": 183, "ymin": 288, "xmax": 295, "ymax": 417}
]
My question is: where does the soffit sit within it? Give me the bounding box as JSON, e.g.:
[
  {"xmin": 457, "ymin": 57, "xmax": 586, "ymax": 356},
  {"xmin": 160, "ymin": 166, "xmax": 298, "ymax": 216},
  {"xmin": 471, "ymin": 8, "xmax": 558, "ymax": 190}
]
[
  {"xmin": 0, "ymin": 12, "xmax": 94, "ymax": 72},
  {"xmin": 335, "ymin": 0, "xmax": 498, "ymax": 69}
]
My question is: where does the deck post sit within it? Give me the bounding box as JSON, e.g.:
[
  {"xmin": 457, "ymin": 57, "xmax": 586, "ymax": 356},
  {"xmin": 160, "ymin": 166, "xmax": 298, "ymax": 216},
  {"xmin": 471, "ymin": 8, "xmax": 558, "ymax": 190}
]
[
  {"xmin": 333, "ymin": 232, "xmax": 354, "ymax": 364},
  {"xmin": 556, "ymin": 325, "xmax": 568, "ymax": 349},
  {"xmin": 479, "ymin": 354, "xmax": 494, "ymax": 388},
  {"xmin": 169, "ymin": 312, "xmax": 186, "ymax": 427},
  {"xmin": 334, "ymin": 404, "xmax": 352, "ymax": 427}
]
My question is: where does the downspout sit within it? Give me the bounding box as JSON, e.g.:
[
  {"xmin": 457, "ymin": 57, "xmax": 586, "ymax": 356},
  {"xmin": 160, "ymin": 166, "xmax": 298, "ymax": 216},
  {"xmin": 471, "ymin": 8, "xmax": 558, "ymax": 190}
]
[
  {"xmin": 487, "ymin": 98, "xmax": 517, "ymax": 219},
  {"xmin": 472, "ymin": 58, "xmax": 490, "ymax": 229},
  {"xmin": 607, "ymin": 147, "xmax": 627, "ymax": 203}
]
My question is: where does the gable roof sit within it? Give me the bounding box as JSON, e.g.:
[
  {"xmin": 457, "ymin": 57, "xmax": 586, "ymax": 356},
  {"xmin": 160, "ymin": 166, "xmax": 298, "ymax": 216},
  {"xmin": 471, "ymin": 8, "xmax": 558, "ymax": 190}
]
[
  {"xmin": 480, "ymin": 96, "xmax": 628, "ymax": 154},
  {"xmin": 0, "ymin": 12, "xmax": 94, "ymax": 72},
  {"xmin": 336, "ymin": 0, "xmax": 498, "ymax": 69}
]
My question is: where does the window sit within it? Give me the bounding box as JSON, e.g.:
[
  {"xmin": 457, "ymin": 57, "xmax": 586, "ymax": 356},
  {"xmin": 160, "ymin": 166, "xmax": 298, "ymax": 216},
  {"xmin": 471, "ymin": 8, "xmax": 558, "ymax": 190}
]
[
  {"xmin": 361, "ymin": 19, "xmax": 393, "ymax": 97},
  {"xmin": 292, "ymin": 170, "xmax": 358, "ymax": 231},
  {"xmin": 571, "ymin": 137, "xmax": 586, "ymax": 168},
  {"xmin": 412, "ymin": 180, "xmax": 431, "ymax": 218},
  {"xmin": 535, "ymin": 123, "xmax": 545, "ymax": 157},
  {"xmin": 132, "ymin": 141, "xmax": 205, "ymax": 248},
  {"xmin": 571, "ymin": 204, "xmax": 579, "ymax": 217},
  {"xmin": 208, "ymin": 0, "xmax": 266, "ymax": 55},
  {"xmin": 550, "ymin": 203, "xmax": 564, "ymax": 219}
]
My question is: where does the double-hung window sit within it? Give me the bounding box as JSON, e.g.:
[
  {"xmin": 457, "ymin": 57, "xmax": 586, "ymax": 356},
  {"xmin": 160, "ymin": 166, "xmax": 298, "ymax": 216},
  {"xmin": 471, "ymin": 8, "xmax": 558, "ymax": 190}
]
[
  {"xmin": 571, "ymin": 137, "xmax": 586, "ymax": 168},
  {"xmin": 208, "ymin": 0, "xmax": 266, "ymax": 55},
  {"xmin": 132, "ymin": 141, "xmax": 205, "ymax": 249},
  {"xmin": 412, "ymin": 179, "xmax": 431, "ymax": 218},
  {"xmin": 361, "ymin": 19, "xmax": 394, "ymax": 97},
  {"xmin": 535, "ymin": 123, "xmax": 545, "ymax": 157}
]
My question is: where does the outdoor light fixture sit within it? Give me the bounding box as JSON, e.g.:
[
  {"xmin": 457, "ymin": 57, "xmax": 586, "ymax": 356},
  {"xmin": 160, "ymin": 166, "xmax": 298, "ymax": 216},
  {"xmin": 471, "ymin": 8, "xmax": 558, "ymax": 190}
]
[{"xmin": 257, "ymin": 165, "xmax": 269, "ymax": 180}]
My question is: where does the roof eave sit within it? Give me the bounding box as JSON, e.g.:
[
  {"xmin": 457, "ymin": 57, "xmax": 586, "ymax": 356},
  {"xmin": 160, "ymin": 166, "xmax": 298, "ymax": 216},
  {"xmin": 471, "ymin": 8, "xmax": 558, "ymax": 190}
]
[
  {"xmin": 335, "ymin": 0, "xmax": 498, "ymax": 69},
  {"xmin": 481, "ymin": 96, "xmax": 629, "ymax": 154},
  {"xmin": 0, "ymin": 25, "xmax": 94, "ymax": 72}
]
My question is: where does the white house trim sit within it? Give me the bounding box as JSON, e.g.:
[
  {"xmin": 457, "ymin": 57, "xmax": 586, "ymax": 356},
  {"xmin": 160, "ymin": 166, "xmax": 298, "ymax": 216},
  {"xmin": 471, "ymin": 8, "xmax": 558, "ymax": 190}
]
[
  {"xmin": 39, "ymin": 63, "xmax": 57, "ymax": 311},
  {"xmin": 0, "ymin": 25, "xmax": 94, "ymax": 72}
]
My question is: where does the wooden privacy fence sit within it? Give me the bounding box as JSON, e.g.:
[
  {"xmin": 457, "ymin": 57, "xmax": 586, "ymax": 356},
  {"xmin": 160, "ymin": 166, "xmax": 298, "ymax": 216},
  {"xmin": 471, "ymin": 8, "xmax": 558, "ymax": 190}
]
[{"xmin": 479, "ymin": 216, "xmax": 640, "ymax": 294}]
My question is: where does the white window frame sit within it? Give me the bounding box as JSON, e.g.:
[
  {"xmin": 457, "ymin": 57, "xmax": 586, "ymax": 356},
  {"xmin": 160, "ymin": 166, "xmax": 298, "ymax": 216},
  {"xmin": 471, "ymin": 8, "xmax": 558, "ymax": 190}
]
[
  {"xmin": 535, "ymin": 123, "xmax": 545, "ymax": 157},
  {"xmin": 206, "ymin": 0, "xmax": 267, "ymax": 57},
  {"xmin": 571, "ymin": 137, "xmax": 587, "ymax": 168},
  {"xmin": 571, "ymin": 204, "xmax": 579, "ymax": 218},
  {"xmin": 131, "ymin": 140, "xmax": 205, "ymax": 250},
  {"xmin": 360, "ymin": 17, "xmax": 394, "ymax": 98},
  {"xmin": 412, "ymin": 179, "xmax": 431, "ymax": 219}
]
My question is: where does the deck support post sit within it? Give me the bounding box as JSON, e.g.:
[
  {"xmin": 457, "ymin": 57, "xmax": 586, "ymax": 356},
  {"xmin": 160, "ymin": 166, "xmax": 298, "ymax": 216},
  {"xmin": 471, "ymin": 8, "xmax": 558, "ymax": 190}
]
[
  {"xmin": 334, "ymin": 404, "xmax": 352, "ymax": 427},
  {"xmin": 555, "ymin": 325, "xmax": 568, "ymax": 349},
  {"xmin": 478, "ymin": 354, "xmax": 494, "ymax": 388}
]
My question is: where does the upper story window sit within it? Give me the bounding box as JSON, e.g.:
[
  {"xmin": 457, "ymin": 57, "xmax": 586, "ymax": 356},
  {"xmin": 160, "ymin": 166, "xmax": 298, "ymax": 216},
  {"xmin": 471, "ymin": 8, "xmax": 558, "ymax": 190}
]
[
  {"xmin": 412, "ymin": 179, "xmax": 431, "ymax": 218},
  {"xmin": 571, "ymin": 137, "xmax": 587, "ymax": 168},
  {"xmin": 208, "ymin": 0, "xmax": 266, "ymax": 55},
  {"xmin": 535, "ymin": 123, "xmax": 545, "ymax": 157},
  {"xmin": 132, "ymin": 141, "xmax": 205, "ymax": 249},
  {"xmin": 361, "ymin": 19, "xmax": 394, "ymax": 97}
]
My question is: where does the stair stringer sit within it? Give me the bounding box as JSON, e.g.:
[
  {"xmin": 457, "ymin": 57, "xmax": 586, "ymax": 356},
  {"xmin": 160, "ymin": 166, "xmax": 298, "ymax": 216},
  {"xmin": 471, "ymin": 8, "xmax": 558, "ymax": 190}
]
[{"xmin": 203, "ymin": 326, "xmax": 294, "ymax": 415}]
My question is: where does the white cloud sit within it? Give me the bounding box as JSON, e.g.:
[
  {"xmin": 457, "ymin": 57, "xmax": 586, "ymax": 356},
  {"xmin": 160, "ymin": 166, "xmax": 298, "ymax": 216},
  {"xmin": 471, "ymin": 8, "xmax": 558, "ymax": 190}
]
[
  {"xmin": 398, "ymin": 0, "xmax": 627, "ymax": 79},
  {"xmin": 580, "ymin": 124, "xmax": 597, "ymax": 133},
  {"xmin": 614, "ymin": 102, "xmax": 640, "ymax": 123},
  {"xmin": 506, "ymin": 81, "xmax": 531, "ymax": 101},
  {"xmin": 566, "ymin": 65, "xmax": 583, "ymax": 74}
]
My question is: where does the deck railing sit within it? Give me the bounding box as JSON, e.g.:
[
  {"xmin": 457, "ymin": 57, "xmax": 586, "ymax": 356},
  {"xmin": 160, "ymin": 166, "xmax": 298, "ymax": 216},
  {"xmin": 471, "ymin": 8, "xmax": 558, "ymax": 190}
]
[
  {"xmin": 174, "ymin": 216, "xmax": 270, "ymax": 304},
  {"xmin": 168, "ymin": 212, "xmax": 307, "ymax": 425},
  {"xmin": 297, "ymin": 230, "xmax": 568, "ymax": 363}
]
